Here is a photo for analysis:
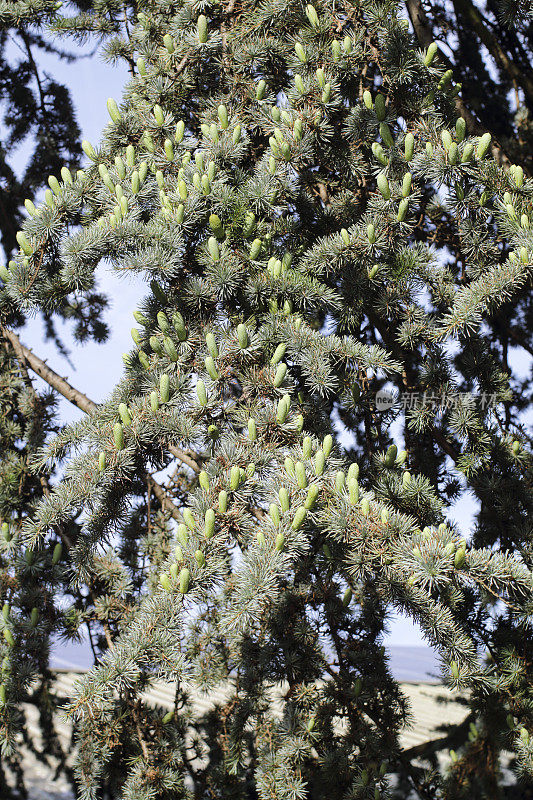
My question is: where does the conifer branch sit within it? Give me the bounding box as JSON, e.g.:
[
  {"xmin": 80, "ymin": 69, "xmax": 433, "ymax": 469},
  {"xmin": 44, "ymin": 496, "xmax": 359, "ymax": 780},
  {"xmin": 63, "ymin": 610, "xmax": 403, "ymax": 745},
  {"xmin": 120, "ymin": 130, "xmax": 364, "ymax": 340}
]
[
  {"xmin": 1, "ymin": 326, "xmax": 188, "ymax": 521},
  {"xmin": 2, "ymin": 326, "xmax": 202, "ymax": 476},
  {"xmin": 405, "ymin": 0, "xmax": 510, "ymax": 163},
  {"xmin": 131, "ymin": 698, "xmax": 151, "ymax": 762}
]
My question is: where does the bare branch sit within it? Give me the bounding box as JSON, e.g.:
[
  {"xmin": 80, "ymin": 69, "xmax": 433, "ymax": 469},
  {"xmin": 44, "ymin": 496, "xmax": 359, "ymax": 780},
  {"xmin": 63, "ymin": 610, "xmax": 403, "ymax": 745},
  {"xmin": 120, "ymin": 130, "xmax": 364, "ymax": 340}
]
[{"xmin": 1, "ymin": 326, "xmax": 97, "ymax": 414}]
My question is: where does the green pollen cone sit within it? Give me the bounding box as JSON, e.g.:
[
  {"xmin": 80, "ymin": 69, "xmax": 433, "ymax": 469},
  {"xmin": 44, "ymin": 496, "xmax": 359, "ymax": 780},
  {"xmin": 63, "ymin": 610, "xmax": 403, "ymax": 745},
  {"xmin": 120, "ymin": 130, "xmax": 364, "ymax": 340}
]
[
  {"xmin": 204, "ymin": 508, "xmax": 215, "ymax": 539},
  {"xmin": 150, "ymin": 336, "xmax": 163, "ymax": 355},
  {"xmin": 172, "ymin": 313, "xmax": 187, "ymax": 341},
  {"xmin": 52, "ymin": 543, "xmax": 63, "ymax": 565},
  {"xmin": 196, "ymin": 379, "xmax": 207, "ymax": 406},
  {"xmin": 48, "ymin": 175, "xmax": 61, "ymax": 195},
  {"xmin": 304, "ymin": 484, "xmax": 319, "ymax": 509},
  {"xmin": 269, "ymin": 503, "xmax": 281, "ymax": 525},
  {"xmin": 237, "ymin": 324, "xmax": 248, "ymax": 348},
  {"xmin": 208, "ymin": 236, "xmax": 220, "ymax": 261},
  {"xmin": 349, "ymin": 479, "xmax": 359, "ymax": 504},
  {"xmin": 160, "ymin": 374, "xmax": 170, "ymax": 403},
  {"xmin": 205, "ymin": 356, "xmax": 219, "ymax": 380},
  {"xmin": 377, "ymin": 172, "xmax": 390, "ymax": 200},
  {"xmin": 292, "ymin": 507, "xmax": 307, "ymax": 530},
  {"xmin": 206, "ymin": 332, "xmax": 218, "ymax": 358},
  {"xmin": 107, "ymin": 98, "xmax": 121, "ymax": 123},
  {"xmin": 230, "ymin": 465, "xmax": 241, "ymax": 491},
  {"xmin": 249, "ymin": 238, "xmax": 262, "ymax": 259},
  {"xmin": 271, "ymin": 342, "xmax": 286, "ymax": 365},
  {"xmin": 424, "ymin": 41, "xmax": 438, "ymax": 65},
  {"xmin": 113, "ymin": 423, "xmax": 124, "ymax": 450},
  {"xmin": 404, "ymin": 132, "xmax": 414, "ymax": 160},
  {"xmin": 295, "ymin": 461, "xmax": 308, "ymax": 489},
  {"xmin": 374, "ymin": 93, "xmax": 386, "ymax": 121},
  {"xmin": 179, "ymin": 568, "xmax": 191, "ymax": 594},
  {"xmin": 183, "ymin": 509, "xmax": 195, "ymax": 530},
  {"xmin": 218, "ymin": 490, "xmax": 228, "ymax": 512},
  {"xmin": 278, "ymin": 487, "xmax": 290, "ymax": 512},
  {"xmin": 384, "ymin": 444, "xmax": 397, "ymax": 466},
  {"xmin": 273, "ymin": 363, "xmax": 287, "ymax": 387},
  {"xmin": 163, "ymin": 338, "xmax": 178, "ymax": 361},
  {"xmin": 177, "ymin": 524, "xmax": 189, "ymax": 546},
  {"xmin": 16, "ymin": 231, "xmax": 32, "ymax": 256},
  {"xmin": 118, "ymin": 403, "xmax": 132, "ymax": 427},
  {"xmin": 379, "ymin": 122, "xmax": 394, "ymax": 148},
  {"xmin": 477, "ymin": 132, "xmax": 492, "ymax": 159},
  {"xmin": 159, "ymin": 573, "xmax": 171, "ymax": 591}
]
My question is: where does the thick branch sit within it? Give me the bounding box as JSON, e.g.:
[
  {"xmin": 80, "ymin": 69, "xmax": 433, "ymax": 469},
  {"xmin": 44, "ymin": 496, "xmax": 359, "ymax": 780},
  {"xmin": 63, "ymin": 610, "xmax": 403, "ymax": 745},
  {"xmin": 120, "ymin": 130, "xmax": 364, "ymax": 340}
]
[
  {"xmin": 432, "ymin": 427, "xmax": 460, "ymax": 463},
  {"xmin": 168, "ymin": 445, "xmax": 201, "ymax": 474},
  {"xmin": 452, "ymin": 0, "xmax": 533, "ymax": 104},
  {"xmin": 404, "ymin": 0, "xmax": 433, "ymax": 44},
  {"xmin": 1, "ymin": 326, "xmax": 97, "ymax": 414},
  {"xmin": 502, "ymin": 324, "xmax": 533, "ymax": 359},
  {"xmin": 147, "ymin": 476, "xmax": 182, "ymax": 523}
]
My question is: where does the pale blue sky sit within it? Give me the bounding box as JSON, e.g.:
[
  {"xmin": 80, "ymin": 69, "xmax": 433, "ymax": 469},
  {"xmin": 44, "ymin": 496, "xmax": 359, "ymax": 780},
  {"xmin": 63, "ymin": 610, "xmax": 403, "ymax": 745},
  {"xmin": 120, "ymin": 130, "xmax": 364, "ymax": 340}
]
[{"xmin": 5, "ymin": 33, "xmax": 512, "ymax": 648}]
